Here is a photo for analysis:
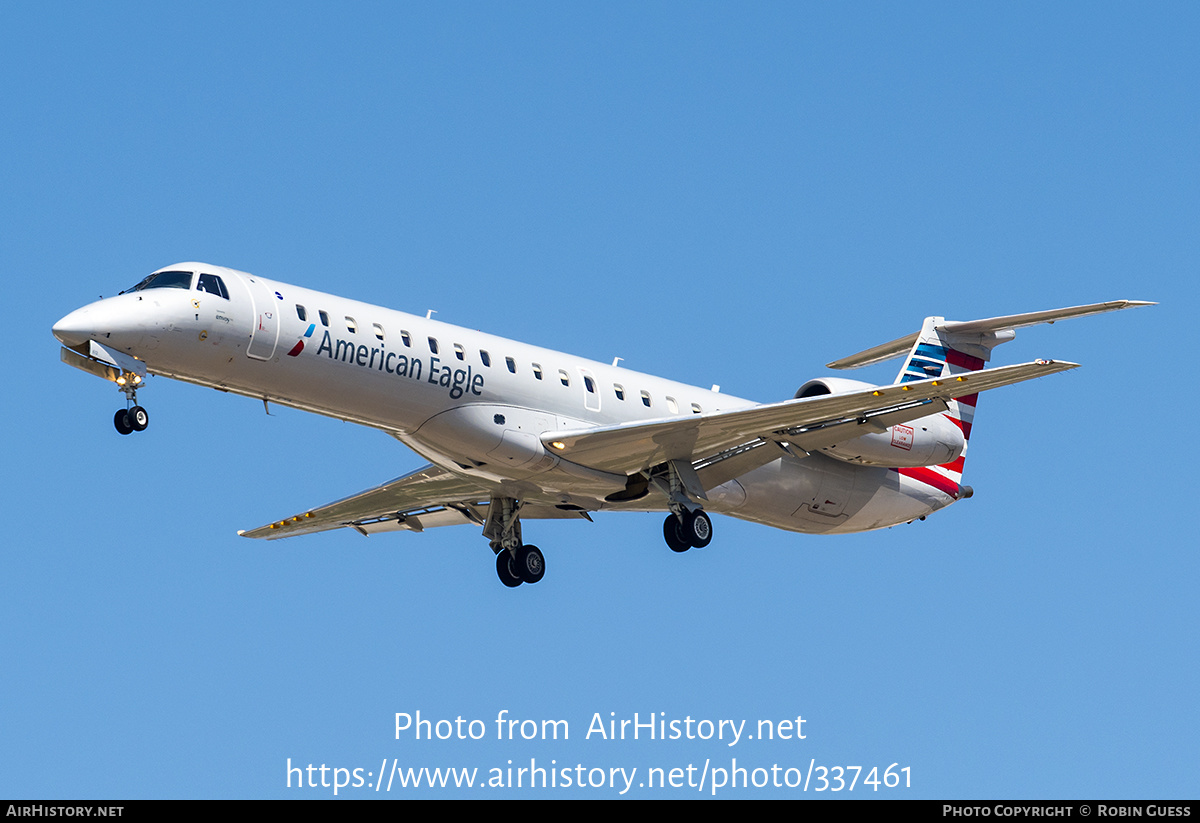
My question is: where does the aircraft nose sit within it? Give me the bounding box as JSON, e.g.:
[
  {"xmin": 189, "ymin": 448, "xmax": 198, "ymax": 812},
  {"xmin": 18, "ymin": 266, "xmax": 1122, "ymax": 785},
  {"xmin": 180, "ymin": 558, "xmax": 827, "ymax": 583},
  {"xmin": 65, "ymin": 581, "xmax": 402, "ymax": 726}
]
[{"xmin": 52, "ymin": 307, "xmax": 94, "ymax": 348}]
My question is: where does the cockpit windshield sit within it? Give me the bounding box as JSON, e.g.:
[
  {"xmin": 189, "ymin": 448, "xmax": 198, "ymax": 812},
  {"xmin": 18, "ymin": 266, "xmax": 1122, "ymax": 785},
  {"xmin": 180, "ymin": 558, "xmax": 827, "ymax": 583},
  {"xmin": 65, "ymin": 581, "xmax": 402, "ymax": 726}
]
[{"xmin": 121, "ymin": 270, "xmax": 194, "ymax": 294}]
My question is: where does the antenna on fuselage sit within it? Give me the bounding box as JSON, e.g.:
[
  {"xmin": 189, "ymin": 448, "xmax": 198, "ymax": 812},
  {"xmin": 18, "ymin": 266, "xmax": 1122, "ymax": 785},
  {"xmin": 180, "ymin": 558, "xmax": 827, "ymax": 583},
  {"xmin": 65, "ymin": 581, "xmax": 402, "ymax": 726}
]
[
  {"xmin": 426, "ymin": 310, "xmax": 437, "ymax": 320},
  {"xmin": 612, "ymin": 357, "xmax": 622, "ymax": 367}
]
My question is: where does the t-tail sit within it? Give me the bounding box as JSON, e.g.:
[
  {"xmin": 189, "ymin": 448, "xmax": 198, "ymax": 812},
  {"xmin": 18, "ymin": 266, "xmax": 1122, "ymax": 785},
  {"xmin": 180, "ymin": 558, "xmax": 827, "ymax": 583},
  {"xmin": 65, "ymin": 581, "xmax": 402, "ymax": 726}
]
[{"xmin": 827, "ymin": 300, "xmax": 1155, "ymax": 493}]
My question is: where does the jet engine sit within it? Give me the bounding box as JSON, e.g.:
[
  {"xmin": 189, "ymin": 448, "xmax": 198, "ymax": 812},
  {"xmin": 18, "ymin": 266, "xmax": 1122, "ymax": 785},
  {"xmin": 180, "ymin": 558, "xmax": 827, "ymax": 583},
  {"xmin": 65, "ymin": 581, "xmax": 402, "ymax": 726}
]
[{"xmin": 793, "ymin": 378, "xmax": 965, "ymax": 468}]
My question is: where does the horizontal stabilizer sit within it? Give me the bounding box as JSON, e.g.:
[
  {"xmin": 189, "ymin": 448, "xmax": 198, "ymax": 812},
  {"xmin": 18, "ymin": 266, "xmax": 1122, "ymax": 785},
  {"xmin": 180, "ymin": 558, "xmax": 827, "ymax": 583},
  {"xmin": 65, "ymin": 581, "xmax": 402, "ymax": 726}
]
[{"xmin": 828, "ymin": 300, "xmax": 1154, "ymax": 370}]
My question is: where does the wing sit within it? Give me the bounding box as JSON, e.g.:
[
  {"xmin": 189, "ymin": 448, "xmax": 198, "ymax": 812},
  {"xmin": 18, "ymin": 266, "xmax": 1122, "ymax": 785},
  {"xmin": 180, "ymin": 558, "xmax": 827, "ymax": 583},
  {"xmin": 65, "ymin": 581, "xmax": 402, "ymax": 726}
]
[
  {"xmin": 238, "ymin": 463, "xmax": 492, "ymax": 540},
  {"xmin": 238, "ymin": 463, "xmax": 592, "ymax": 540},
  {"xmin": 543, "ymin": 360, "xmax": 1077, "ymax": 476},
  {"xmin": 244, "ymin": 360, "xmax": 1076, "ymax": 538}
]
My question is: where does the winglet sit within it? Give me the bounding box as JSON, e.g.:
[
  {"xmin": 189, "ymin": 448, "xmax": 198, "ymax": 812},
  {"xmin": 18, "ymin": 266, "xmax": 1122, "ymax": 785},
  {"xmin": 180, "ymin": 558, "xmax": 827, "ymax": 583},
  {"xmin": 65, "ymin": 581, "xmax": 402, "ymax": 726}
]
[{"xmin": 828, "ymin": 300, "xmax": 1154, "ymax": 370}]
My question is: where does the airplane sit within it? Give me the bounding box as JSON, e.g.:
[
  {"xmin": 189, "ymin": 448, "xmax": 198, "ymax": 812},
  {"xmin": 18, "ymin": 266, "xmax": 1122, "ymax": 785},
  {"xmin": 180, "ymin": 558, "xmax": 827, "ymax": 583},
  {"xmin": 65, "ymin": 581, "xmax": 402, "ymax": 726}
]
[{"xmin": 52, "ymin": 262, "xmax": 1151, "ymax": 588}]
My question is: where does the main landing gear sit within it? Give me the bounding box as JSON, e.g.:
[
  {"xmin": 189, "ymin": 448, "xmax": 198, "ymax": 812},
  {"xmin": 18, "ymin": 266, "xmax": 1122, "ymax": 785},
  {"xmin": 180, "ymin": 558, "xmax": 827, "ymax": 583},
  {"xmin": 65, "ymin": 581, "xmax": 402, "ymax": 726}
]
[
  {"xmin": 495, "ymin": 544, "xmax": 546, "ymax": 588},
  {"xmin": 486, "ymin": 497, "xmax": 546, "ymax": 588},
  {"xmin": 655, "ymin": 459, "xmax": 714, "ymax": 553},
  {"xmin": 663, "ymin": 509, "xmax": 713, "ymax": 553},
  {"xmin": 482, "ymin": 467, "xmax": 716, "ymax": 585},
  {"xmin": 112, "ymin": 373, "xmax": 149, "ymax": 435}
]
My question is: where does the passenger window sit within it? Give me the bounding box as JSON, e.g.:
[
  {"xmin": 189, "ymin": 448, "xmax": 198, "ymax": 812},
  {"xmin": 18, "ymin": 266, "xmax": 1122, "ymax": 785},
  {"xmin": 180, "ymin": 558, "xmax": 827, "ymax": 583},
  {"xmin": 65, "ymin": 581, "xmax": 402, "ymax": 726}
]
[
  {"xmin": 401, "ymin": 330, "xmax": 412, "ymax": 347},
  {"xmin": 345, "ymin": 317, "xmax": 357, "ymax": 333},
  {"xmin": 196, "ymin": 273, "xmax": 229, "ymax": 299},
  {"xmin": 428, "ymin": 337, "xmax": 439, "ymax": 354},
  {"xmin": 506, "ymin": 357, "xmax": 517, "ymax": 374},
  {"xmin": 667, "ymin": 396, "xmax": 678, "ymax": 414},
  {"xmin": 319, "ymin": 310, "xmax": 330, "ymax": 327},
  {"xmin": 295, "ymin": 305, "xmax": 307, "ymax": 321},
  {"xmin": 559, "ymin": 370, "xmax": 570, "ymax": 387},
  {"xmin": 480, "ymin": 350, "xmax": 491, "ymax": 367},
  {"xmin": 614, "ymin": 384, "xmax": 625, "ymax": 400},
  {"xmin": 373, "ymin": 323, "xmax": 384, "ymax": 341},
  {"xmin": 454, "ymin": 344, "xmax": 465, "ymax": 361},
  {"xmin": 584, "ymin": 376, "xmax": 596, "ymax": 394},
  {"xmin": 691, "ymin": 403, "xmax": 702, "ymax": 414},
  {"xmin": 641, "ymin": 390, "xmax": 652, "ymax": 407},
  {"xmin": 532, "ymin": 363, "xmax": 543, "ymax": 380}
]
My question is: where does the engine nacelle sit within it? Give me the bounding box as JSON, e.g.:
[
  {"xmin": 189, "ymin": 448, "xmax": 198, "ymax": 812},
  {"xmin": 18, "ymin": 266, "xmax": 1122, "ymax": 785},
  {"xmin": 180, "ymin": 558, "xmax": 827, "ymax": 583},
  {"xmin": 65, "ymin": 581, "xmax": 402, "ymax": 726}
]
[
  {"xmin": 794, "ymin": 378, "xmax": 965, "ymax": 468},
  {"xmin": 795, "ymin": 377, "xmax": 878, "ymax": 398}
]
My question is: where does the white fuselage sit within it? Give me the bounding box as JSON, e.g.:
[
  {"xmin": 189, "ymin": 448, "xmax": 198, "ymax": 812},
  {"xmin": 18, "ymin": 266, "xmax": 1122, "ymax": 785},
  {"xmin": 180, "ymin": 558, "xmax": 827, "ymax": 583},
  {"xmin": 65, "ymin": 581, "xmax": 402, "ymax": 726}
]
[{"xmin": 53, "ymin": 263, "xmax": 956, "ymax": 537}]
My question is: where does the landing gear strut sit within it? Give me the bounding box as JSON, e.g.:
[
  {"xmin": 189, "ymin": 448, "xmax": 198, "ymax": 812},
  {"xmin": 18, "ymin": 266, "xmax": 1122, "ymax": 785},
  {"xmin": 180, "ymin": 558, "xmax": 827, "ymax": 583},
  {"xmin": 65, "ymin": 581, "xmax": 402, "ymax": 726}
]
[
  {"xmin": 112, "ymin": 373, "xmax": 149, "ymax": 435},
  {"xmin": 654, "ymin": 459, "xmax": 715, "ymax": 553},
  {"xmin": 485, "ymin": 497, "xmax": 546, "ymax": 588}
]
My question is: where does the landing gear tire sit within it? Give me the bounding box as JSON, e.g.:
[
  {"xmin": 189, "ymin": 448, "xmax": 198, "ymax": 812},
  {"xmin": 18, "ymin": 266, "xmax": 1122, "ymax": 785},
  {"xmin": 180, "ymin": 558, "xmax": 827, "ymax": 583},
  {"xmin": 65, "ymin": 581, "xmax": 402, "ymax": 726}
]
[
  {"xmin": 515, "ymin": 545, "xmax": 545, "ymax": 584},
  {"xmin": 114, "ymin": 409, "xmax": 134, "ymax": 435},
  {"xmin": 496, "ymin": 551, "xmax": 523, "ymax": 588},
  {"xmin": 129, "ymin": 405, "xmax": 149, "ymax": 432},
  {"xmin": 664, "ymin": 514, "xmax": 691, "ymax": 553},
  {"xmin": 684, "ymin": 510, "xmax": 713, "ymax": 549}
]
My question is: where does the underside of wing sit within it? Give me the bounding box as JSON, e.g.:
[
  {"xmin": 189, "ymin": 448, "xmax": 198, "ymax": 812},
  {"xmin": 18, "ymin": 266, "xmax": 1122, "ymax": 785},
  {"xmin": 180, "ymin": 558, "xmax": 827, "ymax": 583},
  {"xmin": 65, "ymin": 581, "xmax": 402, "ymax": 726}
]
[
  {"xmin": 238, "ymin": 463, "xmax": 588, "ymax": 540},
  {"xmin": 545, "ymin": 360, "xmax": 1077, "ymax": 476}
]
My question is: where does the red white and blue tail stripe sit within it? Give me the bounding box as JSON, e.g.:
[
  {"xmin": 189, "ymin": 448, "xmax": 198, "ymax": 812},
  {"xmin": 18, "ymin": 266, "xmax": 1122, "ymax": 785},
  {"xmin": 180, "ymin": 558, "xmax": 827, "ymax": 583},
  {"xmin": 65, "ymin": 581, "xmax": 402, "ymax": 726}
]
[{"xmin": 892, "ymin": 316, "xmax": 982, "ymax": 497}]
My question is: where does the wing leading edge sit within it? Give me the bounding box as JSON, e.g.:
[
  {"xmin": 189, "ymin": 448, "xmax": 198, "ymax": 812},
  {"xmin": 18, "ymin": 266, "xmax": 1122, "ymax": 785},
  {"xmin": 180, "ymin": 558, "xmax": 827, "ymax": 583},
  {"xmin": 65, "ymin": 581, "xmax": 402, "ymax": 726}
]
[{"xmin": 542, "ymin": 359, "xmax": 1078, "ymax": 476}]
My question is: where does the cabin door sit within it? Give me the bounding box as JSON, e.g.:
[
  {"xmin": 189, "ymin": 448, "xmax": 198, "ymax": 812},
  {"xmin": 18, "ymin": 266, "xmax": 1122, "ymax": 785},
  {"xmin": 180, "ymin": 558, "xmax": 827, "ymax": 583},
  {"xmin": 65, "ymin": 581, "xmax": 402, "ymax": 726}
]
[{"xmin": 243, "ymin": 276, "xmax": 280, "ymax": 360}]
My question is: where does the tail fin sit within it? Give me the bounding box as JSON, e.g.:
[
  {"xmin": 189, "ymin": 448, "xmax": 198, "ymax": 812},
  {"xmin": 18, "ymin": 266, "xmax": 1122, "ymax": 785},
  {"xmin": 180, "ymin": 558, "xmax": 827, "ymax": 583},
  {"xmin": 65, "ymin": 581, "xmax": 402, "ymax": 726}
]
[{"xmin": 894, "ymin": 316, "xmax": 986, "ymax": 488}]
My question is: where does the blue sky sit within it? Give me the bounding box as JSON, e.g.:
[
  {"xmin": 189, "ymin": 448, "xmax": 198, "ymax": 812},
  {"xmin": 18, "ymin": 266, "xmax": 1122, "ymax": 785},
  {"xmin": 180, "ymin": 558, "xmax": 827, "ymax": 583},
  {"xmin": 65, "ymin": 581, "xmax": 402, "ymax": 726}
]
[{"xmin": 2, "ymin": 2, "xmax": 1196, "ymax": 798}]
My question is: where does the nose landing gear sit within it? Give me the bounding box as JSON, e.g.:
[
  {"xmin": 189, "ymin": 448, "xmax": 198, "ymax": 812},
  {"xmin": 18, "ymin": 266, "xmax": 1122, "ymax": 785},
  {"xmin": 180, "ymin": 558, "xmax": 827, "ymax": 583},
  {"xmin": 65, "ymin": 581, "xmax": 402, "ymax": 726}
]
[
  {"xmin": 112, "ymin": 372, "xmax": 149, "ymax": 435},
  {"xmin": 114, "ymin": 405, "xmax": 149, "ymax": 435}
]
